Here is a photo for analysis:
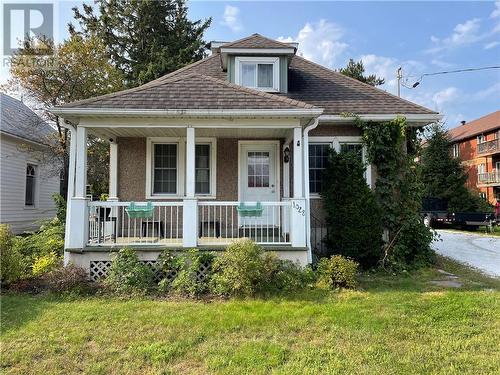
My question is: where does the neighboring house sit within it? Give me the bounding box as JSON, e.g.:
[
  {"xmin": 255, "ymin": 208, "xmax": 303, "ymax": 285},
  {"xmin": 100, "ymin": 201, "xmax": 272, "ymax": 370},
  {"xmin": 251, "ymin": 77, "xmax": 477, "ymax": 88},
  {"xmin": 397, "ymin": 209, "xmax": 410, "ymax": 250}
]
[
  {"xmin": 448, "ymin": 111, "xmax": 500, "ymax": 204},
  {"xmin": 0, "ymin": 93, "xmax": 60, "ymax": 233},
  {"xmin": 50, "ymin": 34, "xmax": 440, "ymax": 278}
]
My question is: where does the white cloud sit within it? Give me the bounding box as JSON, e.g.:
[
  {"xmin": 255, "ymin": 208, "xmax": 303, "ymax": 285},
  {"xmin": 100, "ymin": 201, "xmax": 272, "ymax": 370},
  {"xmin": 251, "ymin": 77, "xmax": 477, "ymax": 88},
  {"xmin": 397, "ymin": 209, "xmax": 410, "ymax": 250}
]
[
  {"xmin": 221, "ymin": 5, "xmax": 242, "ymax": 32},
  {"xmin": 473, "ymin": 81, "xmax": 500, "ymax": 100},
  {"xmin": 278, "ymin": 20, "xmax": 348, "ymax": 67},
  {"xmin": 432, "ymin": 87, "xmax": 460, "ymax": 109},
  {"xmin": 427, "ymin": 18, "xmax": 482, "ymax": 53},
  {"xmin": 484, "ymin": 41, "xmax": 500, "ymax": 49},
  {"xmin": 491, "ymin": 0, "xmax": 500, "ymax": 32},
  {"xmin": 431, "ymin": 59, "xmax": 454, "ymax": 68}
]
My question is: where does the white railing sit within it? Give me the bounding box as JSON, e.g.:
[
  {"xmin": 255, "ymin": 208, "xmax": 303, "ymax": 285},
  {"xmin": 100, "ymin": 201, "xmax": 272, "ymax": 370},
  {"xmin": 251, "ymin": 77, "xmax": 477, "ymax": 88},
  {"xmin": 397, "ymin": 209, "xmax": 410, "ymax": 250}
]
[
  {"xmin": 197, "ymin": 201, "xmax": 291, "ymax": 245},
  {"xmin": 477, "ymin": 139, "xmax": 499, "ymax": 154},
  {"xmin": 87, "ymin": 201, "xmax": 183, "ymax": 246},
  {"xmin": 478, "ymin": 171, "xmax": 500, "ymax": 185}
]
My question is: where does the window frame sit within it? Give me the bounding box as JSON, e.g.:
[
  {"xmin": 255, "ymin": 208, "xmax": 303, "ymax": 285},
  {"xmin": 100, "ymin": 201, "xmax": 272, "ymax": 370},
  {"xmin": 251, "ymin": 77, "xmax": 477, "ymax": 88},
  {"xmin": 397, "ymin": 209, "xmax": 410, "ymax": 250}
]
[
  {"xmin": 308, "ymin": 143, "xmax": 332, "ymax": 195},
  {"xmin": 234, "ymin": 56, "xmax": 280, "ymax": 92},
  {"xmin": 308, "ymin": 136, "xmax": 371, "ymax": 198},
  {"xmin": 146, "ymin": 137, "xmax": 216, "ymax": 199},
  {"xmin": 477, "ymin": 134, "xmax": 486, "ymax": 144},
  {"xmin": 452, "ymin": 143, "xmax": 460, "ymax": 158},
  {"xmin": 24, "ymin": 163, "xmax": 37, "ymax": 208}
]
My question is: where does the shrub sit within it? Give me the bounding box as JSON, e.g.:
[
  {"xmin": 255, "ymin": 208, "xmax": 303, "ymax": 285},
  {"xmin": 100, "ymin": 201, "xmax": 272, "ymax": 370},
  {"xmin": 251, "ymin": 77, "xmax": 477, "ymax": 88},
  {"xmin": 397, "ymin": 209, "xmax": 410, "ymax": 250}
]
[
  {"xmin": 13, "ymin": 218, "xmax": 64, "ymax": 271},
  {"xmin": 0, "ymin": 224, "xmax": 25, "ymax": 285},
  {"xmin": 42, "ymin": 264, "xmax": 95, "ymax": 295},
  {"xmin": 210, "ymin": 239, "xmax": 268, "ymax": 297},
  {"xmin": 105, "ymin": 248, "xmax": 154, "ymax": 294},
  {"xmin": 210, "ymin": 239, "xmax": 311, "ymax": 297},
  {"xmin": 321, "ymin": 149, "xmax": 383, "ymax": 268},
  {"xmin": 317, "ymin": 255, "xmax": 358, "ymax": 289},
  {"xmin": 32, "ymin": 251, "xmax": 60, "ymax": 276},
  {"xmin": 169, "ymin": 250, "xmax": 214, "ymax": 297}
]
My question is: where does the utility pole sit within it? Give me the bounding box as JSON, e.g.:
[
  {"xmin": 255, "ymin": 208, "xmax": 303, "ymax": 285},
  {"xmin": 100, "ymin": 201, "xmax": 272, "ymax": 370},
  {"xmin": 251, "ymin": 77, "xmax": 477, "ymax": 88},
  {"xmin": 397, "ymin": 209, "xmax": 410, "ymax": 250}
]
[{"xmin": 396, "ymin": 67, "xmax": 402, "ymax": 97}]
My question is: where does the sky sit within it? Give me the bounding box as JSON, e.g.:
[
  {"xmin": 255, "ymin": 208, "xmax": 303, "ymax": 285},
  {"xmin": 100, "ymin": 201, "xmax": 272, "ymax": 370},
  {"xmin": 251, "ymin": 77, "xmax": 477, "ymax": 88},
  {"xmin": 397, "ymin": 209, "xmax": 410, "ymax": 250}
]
[{"xmin": 1, "ymin": 0, "xmax": 499, "ymax": 128}]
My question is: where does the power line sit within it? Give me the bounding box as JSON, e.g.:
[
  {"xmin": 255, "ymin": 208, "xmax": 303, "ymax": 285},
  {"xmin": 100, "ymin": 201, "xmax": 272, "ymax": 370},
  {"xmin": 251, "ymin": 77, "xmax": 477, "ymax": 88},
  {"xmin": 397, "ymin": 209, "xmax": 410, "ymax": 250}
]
[{"xmin": 408, "ymin": 65, "xmax": 500, "ymax": 88}]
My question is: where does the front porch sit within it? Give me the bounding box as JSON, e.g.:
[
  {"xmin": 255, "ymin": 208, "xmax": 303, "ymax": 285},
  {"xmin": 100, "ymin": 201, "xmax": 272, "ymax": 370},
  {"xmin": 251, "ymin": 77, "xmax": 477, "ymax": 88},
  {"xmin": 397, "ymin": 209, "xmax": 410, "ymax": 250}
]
[{"xmin": 63, "ymin": 116, "xmax": 313, "ymax": 268}]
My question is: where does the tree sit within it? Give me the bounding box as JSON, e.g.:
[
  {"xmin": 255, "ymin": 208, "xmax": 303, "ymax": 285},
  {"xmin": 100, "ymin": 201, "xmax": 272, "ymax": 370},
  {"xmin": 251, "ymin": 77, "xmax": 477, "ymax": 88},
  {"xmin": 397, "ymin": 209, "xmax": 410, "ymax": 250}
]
[
  {"xmin": 321, "ymin": 149, "xmax": 383, "ymax": 268},
  {"xmin": 339, "ymin": 59, "xmax": 385, "ymax": 86},
  {"xmin": 70, "ymin": 0, "xmax": 211, "ymax": 86},
  {"xmin": 421, "ymin": 124, "xmax": 490, "ymax": 212},
  {"xmin": 7, "ymin": 34, "xmax": 125, "ymax": 196}
]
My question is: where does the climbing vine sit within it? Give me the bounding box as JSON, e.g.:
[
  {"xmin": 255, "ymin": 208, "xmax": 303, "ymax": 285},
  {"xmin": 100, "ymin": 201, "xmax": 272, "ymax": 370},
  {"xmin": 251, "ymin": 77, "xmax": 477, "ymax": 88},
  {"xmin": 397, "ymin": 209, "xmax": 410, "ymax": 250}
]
[{"xmin": 356, "ymin": 116, "xmax": 435, "ymax": 269}]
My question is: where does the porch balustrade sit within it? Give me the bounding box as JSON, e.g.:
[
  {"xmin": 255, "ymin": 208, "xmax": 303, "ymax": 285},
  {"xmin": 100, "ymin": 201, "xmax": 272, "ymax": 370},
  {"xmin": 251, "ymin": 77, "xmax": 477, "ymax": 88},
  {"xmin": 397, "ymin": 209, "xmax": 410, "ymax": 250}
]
[
  {"xmin": 86, "ymin": 200, "xmax": 295, "ymax": 247},
  {"xmin": 477, "ymin": 139, "xmax": 499, "ymax": 154},
  {"xmin": 477, "ymin": 171, "xmax": 500, "ymax": 185}
]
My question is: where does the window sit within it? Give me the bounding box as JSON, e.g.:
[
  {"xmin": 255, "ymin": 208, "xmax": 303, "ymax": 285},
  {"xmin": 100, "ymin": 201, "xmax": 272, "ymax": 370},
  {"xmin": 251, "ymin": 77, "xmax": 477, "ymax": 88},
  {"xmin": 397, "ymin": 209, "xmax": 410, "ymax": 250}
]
[
  {"xmin": 452, "ymin": 143, "xmax": 460, "ymax": 158},
  {"xmin": 248, "ymin": 151, "xmax": 270, "ymax": 188},
  {"xmin": 478, "ymin": 163, "xmax": 486, "ymax": 175},
  {"xmin": 25, "ymin": 164, "xmax": 36, "ymax": 206},
  {"xmin": 235, "ymin": 57, "xmax": 279, "ymax": 91},
  {"xmin": 340, "ymin": 143, "xmax": 363, "ymax": 160},
  {"xmin": 309, "ymin": 144, "xmax": 330, "ymax": 194},
  {"xmin": 153, "ymin": 144, "xmax": 178, "ymax": 194},
  {"xmin": 195, "ymin": 144, "xmax": 211, "ymax": 194},
  {"xmin": 477, "ymin": 134, "xmax": 486, "ymax": 144}
]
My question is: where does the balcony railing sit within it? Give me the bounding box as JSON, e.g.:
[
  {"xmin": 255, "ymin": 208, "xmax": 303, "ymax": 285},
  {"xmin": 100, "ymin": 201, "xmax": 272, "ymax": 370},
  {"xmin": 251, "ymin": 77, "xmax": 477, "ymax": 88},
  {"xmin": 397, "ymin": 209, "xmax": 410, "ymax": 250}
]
[
  {"xmin": 87, "ymin": 200, "xmax": 292, "ymax": 247},
  {"xmin": 477, "ymin": 139, "xmax": 499, "ymax": 154},
  {"xmin": 478, "ymin": 171, "xmax": 500, "ymax": 185}
]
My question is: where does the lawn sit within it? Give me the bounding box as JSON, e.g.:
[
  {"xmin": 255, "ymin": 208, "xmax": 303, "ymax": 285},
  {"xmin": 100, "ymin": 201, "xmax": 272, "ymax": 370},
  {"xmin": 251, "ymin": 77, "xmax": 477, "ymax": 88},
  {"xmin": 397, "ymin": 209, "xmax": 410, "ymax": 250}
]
[{"xmin": 1, "ymin": 256, "xmax": 499, "ymax": 375}]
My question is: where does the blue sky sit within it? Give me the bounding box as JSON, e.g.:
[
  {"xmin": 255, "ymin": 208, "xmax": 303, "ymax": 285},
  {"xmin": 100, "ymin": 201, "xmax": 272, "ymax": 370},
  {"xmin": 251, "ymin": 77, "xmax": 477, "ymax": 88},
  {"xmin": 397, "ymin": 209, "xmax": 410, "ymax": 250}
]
[{"xmin": 2, "ymin": 1, "xmax": 499, "ymax": 128}]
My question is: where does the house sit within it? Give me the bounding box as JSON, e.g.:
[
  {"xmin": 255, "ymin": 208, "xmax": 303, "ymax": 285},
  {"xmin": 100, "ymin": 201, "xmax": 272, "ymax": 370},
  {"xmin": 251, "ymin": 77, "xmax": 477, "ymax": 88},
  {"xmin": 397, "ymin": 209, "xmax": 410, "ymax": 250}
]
[
  {"xmin": 0, "ymin": 93, "xmax": 60, "ymax": 233},
  {"xmin": 448, "ymin": 110, "xmax": 500, "ymax": 204},
  {"xmin": 50, "ymin": 34, "xmax": 440, "ymax": 278}
]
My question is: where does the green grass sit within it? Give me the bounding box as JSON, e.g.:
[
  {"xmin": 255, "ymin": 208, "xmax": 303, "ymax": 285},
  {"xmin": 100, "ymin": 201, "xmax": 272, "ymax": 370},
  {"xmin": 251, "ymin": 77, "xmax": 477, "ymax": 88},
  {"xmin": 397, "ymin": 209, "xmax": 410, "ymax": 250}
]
[{"xmin": 1, "ymin": 256, "xmax": 499, "ymax": 375}]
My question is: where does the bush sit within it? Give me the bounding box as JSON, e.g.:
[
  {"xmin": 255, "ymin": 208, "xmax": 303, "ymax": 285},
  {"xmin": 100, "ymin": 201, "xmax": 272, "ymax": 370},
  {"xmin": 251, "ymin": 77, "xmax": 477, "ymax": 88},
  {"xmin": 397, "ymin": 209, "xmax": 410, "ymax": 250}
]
[
  {"xmin": 32, "ymin": 251, "xmax": 60, "ymax": 276},
  {"xmin": 105, "ymin": 248, "xmax": 154, "ymax": 294},
  {"xmin": 42, "ymin": 264, "xmax": 95, "ymax": 295},
  {"xmin": 13, "ymin": 218, "xmax": 64, "ymax": 273},
  {"xmin": 321, "ymin": 149, "xmax": 383, "ymax": 268},
  {"xmin": 158, "ymin": 249, "xmax": 214, "ymax": 297},
  {"xmin": 0, "ymin": 224, "xmax": 25, "ymax": 285},
  {"xmin": 317, "ymin": 255, "xmax": 358, "ymax": 289},
  {"xmin": 210, "ymin": 239, "xmax": 311, "ymax": 297}
]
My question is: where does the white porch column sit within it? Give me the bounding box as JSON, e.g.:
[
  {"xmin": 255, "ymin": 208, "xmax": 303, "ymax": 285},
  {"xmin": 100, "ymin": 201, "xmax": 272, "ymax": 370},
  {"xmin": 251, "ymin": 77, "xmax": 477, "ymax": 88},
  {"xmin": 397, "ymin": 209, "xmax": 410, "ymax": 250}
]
[
  {"xmin": 291, "ymin": 127, "xmax": 306, "ymax": 248},
  {"xmin": 67, "ymin": 126, "xmax": 89, "ymax": 251},
  {"xmin": 183, "ymin": 126, "xmax": 198, "ymax": 247},
  {"xmin": 63, "ymin": 123, "xmax": 77, "ymax": 262},
  {"xmin": 108, "ymin": 140, "xmax": 119, "ymax": 201}
]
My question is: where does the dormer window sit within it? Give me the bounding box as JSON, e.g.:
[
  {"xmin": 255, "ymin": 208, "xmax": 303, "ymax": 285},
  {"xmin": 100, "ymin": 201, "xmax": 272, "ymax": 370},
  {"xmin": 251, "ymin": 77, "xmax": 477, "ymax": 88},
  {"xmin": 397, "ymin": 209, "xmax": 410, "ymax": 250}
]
[{"xmin": 235, "ymin": 57, "xmax": 279, "ymax": 92}]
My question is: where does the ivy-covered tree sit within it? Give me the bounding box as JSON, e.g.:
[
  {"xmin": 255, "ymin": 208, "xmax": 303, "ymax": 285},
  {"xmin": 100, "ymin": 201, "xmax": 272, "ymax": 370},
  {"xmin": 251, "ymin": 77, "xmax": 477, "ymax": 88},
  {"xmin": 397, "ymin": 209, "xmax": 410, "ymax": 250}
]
[
  {"xmin": 421, "ymin": 124, "xmax": 490, "ymax": 212},
  {"xmin": 70, "ymin": 0, "xmax": 212, "ymax": 86},
  {"xmin": 339, "ymin": 59, "xmax": 385, "ymax": 86},
  {"xmin": 321, "ymin": 150, "xmax": 383, "ymax": 268}
]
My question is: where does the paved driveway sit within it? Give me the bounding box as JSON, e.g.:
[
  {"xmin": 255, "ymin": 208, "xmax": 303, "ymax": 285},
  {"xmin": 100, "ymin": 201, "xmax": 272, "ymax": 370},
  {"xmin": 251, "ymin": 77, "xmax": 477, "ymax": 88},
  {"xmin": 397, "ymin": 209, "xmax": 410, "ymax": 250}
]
[{"xmin": 433, "ymin": 230, "xmax": 500, "ymax": 277}]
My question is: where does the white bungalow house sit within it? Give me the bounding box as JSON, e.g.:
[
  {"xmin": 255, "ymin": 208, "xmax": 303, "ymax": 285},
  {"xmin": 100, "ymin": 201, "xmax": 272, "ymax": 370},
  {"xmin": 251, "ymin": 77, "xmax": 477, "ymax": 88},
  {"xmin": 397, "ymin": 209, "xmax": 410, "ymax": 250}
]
[
  {"xmin": 50, "ymin": 34, "xmax": 440, "ymax": 278},
  {"xmin": 0, "ymin": 93, "xmax": 60, "ymax": 233}
]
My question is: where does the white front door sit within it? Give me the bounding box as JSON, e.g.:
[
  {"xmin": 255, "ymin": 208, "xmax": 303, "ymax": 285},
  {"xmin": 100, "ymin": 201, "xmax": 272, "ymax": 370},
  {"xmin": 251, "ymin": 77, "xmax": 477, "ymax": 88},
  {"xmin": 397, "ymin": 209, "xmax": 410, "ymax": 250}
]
[{"xmin": 239, "ymin": 142, "xmax": 279, "ymax": 225}]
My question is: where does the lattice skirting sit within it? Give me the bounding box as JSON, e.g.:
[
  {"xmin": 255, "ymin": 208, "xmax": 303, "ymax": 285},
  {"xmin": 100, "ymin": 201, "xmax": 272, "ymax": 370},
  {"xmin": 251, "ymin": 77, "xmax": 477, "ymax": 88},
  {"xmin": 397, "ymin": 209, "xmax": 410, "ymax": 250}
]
[{"xmin": 89, "ymin": 259, "xmax": 212, "ymax": 283}]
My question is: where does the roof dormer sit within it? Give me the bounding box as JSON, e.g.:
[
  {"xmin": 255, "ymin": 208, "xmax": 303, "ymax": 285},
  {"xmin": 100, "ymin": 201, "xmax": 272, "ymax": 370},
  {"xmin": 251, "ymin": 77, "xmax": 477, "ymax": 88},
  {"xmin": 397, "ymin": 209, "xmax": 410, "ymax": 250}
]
[{"xmin": 211, "ymin": 34, "xmax": 297, "ymax": 93}]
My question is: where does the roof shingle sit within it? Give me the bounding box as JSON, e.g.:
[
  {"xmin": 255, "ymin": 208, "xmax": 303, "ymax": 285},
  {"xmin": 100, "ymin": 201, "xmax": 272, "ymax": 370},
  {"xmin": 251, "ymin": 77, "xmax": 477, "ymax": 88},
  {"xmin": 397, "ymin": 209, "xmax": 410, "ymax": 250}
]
[
  {"xmin": 448, "ymin": 111, "xmax": 500, "ymax": 142},
  {"xmin": 220, "ymin": 33, "xmax": 294, "ymax": 50}
]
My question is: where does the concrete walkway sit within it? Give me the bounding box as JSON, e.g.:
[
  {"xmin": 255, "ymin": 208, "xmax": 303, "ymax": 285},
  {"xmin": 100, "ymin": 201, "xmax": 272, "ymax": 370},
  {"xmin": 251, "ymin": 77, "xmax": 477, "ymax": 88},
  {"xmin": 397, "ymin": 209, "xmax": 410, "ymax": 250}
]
[{"xmin": 433, "ymin": 230, "xmax": 500, "ymax": 278}]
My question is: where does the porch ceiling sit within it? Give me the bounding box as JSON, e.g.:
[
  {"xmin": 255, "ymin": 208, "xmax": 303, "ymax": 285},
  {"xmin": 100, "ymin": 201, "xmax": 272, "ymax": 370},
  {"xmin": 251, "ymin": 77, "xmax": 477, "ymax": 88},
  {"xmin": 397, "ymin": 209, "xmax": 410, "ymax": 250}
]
[{"xmin": 88, "ymin": 126, "xmax": 292, "ymax": 139}]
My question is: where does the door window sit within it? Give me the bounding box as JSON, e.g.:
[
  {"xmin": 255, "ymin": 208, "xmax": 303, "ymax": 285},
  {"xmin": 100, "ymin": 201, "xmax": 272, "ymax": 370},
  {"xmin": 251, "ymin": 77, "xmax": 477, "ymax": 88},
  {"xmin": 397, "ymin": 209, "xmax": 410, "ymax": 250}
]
[{"xmin": 247, "ymin": 151, "xmax": 270, "ymax": 188}]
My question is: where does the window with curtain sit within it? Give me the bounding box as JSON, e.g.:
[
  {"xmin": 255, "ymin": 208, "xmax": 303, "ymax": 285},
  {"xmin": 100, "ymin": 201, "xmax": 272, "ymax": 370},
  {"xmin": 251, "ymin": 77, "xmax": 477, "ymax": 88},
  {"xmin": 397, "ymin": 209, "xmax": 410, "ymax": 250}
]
[
  {"xmin": 309, "ymin": 144, "xmax": 331, "ymax": 194},
  {"xmin": 195, "ymin": 144, "xmax": 211, "ymax": 194},
  {"xmin": 153, "ymin": 144, "xmax": 177, "ymax": 194},
  {"xmin": 25, "ymin": 164, "xmax": 36, "ymax": 206},
  {"xmin": 236, "ymin": 57, "xmax": 279, "ymax": 91}
]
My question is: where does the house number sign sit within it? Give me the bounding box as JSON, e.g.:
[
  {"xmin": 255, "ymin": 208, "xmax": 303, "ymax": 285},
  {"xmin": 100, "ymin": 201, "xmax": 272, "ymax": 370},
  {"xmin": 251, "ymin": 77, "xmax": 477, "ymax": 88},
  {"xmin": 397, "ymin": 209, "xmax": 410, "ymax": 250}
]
[{"xmin": 292, "ymin": 201, "xmax": 306, "ymax": 216}]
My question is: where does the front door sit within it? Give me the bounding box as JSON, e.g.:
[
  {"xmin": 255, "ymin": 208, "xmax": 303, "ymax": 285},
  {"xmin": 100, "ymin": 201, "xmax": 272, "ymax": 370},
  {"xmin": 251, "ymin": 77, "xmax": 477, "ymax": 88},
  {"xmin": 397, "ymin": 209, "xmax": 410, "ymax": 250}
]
[{"xmin": 239, "ymin": 142, "xmax": 279, "ymax": 225}]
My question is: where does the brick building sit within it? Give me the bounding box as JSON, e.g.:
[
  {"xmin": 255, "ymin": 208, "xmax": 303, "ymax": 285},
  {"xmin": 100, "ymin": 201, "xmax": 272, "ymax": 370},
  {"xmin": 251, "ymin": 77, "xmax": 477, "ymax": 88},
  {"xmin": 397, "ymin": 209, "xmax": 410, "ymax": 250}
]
[{"xmin": 448, "ymin": 110, "xmax": 500, "ymax": 204}]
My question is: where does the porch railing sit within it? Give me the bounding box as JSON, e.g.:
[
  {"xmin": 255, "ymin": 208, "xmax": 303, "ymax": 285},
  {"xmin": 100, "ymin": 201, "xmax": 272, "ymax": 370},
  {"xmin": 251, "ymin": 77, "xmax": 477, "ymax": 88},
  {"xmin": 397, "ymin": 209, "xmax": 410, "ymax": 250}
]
[
  {"xmin": 87, "ymin": 201, "xmax": 183, "ymax": 246},
  {"xmin": 477, "ymin": 139, "xmax": 499, "ymax": 154},
  {"xmin": 478, "ymin": 171, "xmax": 500, "ymax": 185},
  {"xmin": 86, "ymin": 200, "xmax": 293, "ymax": 247},
  {"xmin": 198, "ymin": 201, "xmax": 291, "ymax": 245}
]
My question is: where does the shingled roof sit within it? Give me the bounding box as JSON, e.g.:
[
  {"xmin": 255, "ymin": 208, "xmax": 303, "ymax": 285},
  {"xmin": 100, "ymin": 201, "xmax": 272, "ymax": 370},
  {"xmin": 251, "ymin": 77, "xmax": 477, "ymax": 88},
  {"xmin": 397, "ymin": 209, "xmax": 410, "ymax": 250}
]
[
  {"xmin": 448, "ymin": 111, "xmax": 500, "ymax": 142},
  {"xmin": 56, "ymin": 34, "xmax": 438, "ymax": 117},
  {"xmin": 220, "ymin": 33, "xmax": 295, "ymax": 50},
  {"xmin": 1, "ymin": 93, "xmax": 54, "ymax": 144},
  {"xmin": 59, "ymin": 73, "xmax": 317, "ymax": 111}
]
